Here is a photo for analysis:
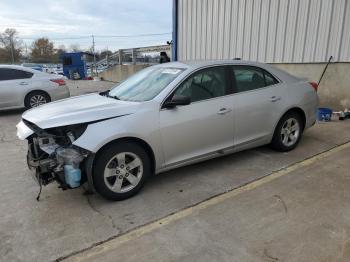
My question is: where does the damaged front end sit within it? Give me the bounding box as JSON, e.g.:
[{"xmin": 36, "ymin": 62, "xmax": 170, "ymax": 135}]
[{"xmin": 19, "ymin": 119, "xmax": 92, "ymax": 193}]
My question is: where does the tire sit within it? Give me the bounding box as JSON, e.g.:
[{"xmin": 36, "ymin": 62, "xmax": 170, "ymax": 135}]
[
  {"xmin": 25, "ymin": 91, "xmax": 51, "ymax": 109},
  {"xmin": 93, "ymin": 141, "xmax": 151, "ymax": 201},
  {"xmin": 270, "ymin": 112, "xmax": 303, "ymax": 152}
]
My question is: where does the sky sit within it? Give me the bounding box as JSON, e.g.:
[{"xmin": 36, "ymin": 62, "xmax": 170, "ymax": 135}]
[{"xmin": 0, "ymin": 0, "xmax": 173, "ymax": 52}]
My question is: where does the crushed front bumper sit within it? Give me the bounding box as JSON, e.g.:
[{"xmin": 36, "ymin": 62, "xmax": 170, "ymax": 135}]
[
  {"xmin": 27, "ymin": 137, "xmax": 63, "ymax": 186},
  {"xmin": 18, "ymin": 119, "xmax": 95, "ymax": 192}
]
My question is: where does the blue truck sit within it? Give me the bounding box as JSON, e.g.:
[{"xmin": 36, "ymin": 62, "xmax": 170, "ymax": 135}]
[{"xmin": 61, "ymin": 52, "xmax": 92, "ymax": 80}]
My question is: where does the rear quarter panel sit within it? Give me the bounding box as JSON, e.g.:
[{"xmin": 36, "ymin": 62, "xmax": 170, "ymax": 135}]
[
  {"xmin": 31, "ymin": 76, "xmax": 56, "ymax": 90},
  {"xmin": 265, "ymin": 64, "xmax": 318, "ymax": 130},
  {"xmin": 282, "ymin": 80, "xmax": 318, "ymax": 129},
  {"xmin": 30, "ymin": 75, "xmax": 69, "ymax": 101}
]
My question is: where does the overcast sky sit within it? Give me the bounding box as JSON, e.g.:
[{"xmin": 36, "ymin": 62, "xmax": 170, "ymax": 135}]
[{"xmin": 0, "ymin": 0, "xmax": 172, "ymax": 51}]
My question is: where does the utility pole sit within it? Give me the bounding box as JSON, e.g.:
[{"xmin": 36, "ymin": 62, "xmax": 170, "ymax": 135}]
[
  {"xmin": 106, "ymin": 46, "xmax": 109, "ymax": 67},
  {"xmin": 9, "ymin": 37, "xmax": 14, "ymax": 64},
  {"xmin": 25, "ymin": 43, "xmax": 29, "ymax": 62},
  {"xmin": 132, "ymin": 48, "xmax": 136, "ymax": 65},
  {"xmin": 92, "ymin": 34, "xmax": 96, "ymax": 76}
]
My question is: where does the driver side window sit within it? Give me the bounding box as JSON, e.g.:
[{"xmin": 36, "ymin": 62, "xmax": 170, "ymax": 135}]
[{"xmin": 174, "ymin": 66, "xmax": 226, "ymax": 103}]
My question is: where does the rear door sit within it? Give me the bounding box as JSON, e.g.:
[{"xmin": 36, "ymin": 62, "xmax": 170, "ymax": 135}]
[
  {"xmin": 231, "ymin": 65, "xmax": 284, "ymax": 149},
  {"xmin": 159, "ymin": 66, "xmax": 235, "ymax": 167},
  {"xmin": 0, "ymin": 68, "xmax": 33, "ymax": 108}
]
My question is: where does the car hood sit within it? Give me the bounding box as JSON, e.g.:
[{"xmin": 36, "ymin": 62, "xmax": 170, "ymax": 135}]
[{"xmin": 22, "ymin": 93, "xmax": 140, "ymax": 129}]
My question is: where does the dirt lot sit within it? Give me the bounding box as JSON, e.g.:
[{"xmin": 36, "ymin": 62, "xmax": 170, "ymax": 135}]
[{"xmin": 0, "ymin": 80, "xmax": 350, "ymax": 262}]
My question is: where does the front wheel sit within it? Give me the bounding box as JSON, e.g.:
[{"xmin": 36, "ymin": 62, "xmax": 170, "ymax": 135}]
[
  {"xmin": 93, "ymin": 142, "xmax": 151, "ymax": 201},
  {"xmin": 270, "ymin": 112, "xmax": 303, "ymax": 152}
]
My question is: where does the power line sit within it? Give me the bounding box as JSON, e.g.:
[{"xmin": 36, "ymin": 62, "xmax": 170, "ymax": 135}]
[
  {"xmin": 20, "ymin": 36, "xmax": 89, "ymax": 40},
  {"xmin": 19, "ymin": 32, "xmax": 172, "ymax": 40},
  {"xmin": 93, "ymin": 32, "xmax": 172, "ymax": 38}
]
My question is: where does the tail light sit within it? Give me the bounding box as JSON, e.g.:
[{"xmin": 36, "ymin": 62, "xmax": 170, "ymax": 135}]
[
  {"xmin": 50, "ymin": 79, "xmax": 66, "ymax": 86},
  {"xmin": 309, "ymin": 81, "xmax": 318, "ymax": 92}
]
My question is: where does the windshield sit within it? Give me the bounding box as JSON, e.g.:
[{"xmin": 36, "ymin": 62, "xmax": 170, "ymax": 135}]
[{"xmin": 108, "ymin": 67, "xmax": 184, "ymax": 101}]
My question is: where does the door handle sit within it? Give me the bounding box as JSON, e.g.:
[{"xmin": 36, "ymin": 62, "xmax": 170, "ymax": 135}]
[
  {"xmin": 217, "ymin": 108, "xmax": 232, "ymax": 115},
  {"xmin": 19, "ymin": 82, "xmax": 29, "ymax": 85},
  {"xmin": 270, "ymin": 96, "xmax": 281, "ymax": 102}
]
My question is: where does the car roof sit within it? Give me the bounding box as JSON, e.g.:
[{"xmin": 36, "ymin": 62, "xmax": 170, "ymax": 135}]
[
  {"xmin": 0, "ymin": 64, "xmax": 65, "ymax": 79},
  {"xmin": 156, "ymin": 60, "xmax": 300, "ymax": 83},
  {"xmin": 0, "ymin": 64, "xmax": 51, "ymax": 76},
  {"xmin": 182, "ymin": 59, "xmax": 262, "ymax": 67},
  {"xmin": 0, "ymin": 64, "xmax": 37, "ymax": 72},
  {"xmin": 170, "ymin": 59, "xmax": 294, "ymax": 71},
  {"xmin": 157, "ymin": 59, "xmax": 266, "ymax": 68}
]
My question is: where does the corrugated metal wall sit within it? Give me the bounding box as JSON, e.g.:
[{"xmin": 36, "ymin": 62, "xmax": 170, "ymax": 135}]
[{"xmin": 177, "ymin": 0, "xmax": 350, "ymax": 63}]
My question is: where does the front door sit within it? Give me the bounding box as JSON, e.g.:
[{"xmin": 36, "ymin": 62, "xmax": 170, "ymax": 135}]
[{"xmin": 159, "ymin": 66, "xmax": 234, "ymax": 167}]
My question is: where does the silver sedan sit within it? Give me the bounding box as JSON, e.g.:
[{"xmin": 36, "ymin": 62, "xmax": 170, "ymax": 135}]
[
  {"xmin": 0, "ymin": 65, "xmax": 70, "ymax": 110},
  {"xmin": 17, "ymin": 60, "xmax": 318, "ymax": 200}
]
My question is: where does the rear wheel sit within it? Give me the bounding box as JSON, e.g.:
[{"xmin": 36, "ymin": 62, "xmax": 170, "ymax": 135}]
[
  {"xmin": 270, "ymin": 112, "xmax": 303, "ymax": 152},
  {"xmin": 93, "ymin": 141, "xmax": 151, "ymax": 201},
  {"xmin": 25, "ymin": 91, "xmax": 51, "ymax": 109}
]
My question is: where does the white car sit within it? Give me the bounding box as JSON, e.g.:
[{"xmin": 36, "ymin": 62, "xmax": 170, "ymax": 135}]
[
  {"xmin": 0, "ymin": 65, "xmax": 70, "ymax": 110},
  {"xmin": 17, "ymin": 60, "xmax": 318, "ymax": 200}
]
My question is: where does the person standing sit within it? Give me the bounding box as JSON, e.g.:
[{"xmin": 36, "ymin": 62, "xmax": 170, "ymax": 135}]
[{"xmin": 160, "ymin": 52, "xmax": 170, "ymax": 63}]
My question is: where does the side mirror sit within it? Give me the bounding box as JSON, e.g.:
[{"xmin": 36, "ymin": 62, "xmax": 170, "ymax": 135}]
[{"xmin": 163, "ymin": 95, "xmax": 191, "ymax": 109}]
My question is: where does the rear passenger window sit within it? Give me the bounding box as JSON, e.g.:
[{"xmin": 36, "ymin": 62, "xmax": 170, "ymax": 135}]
[
  {"xmin": 0, "ymin": 69, "xmax": 33, "ymax": 81},
  {"xmin": 264, "ymin": 71, "xmax": 279, "ymax": 86},
  {"xmin": 233, "ymin": 66, "xmax": 279, "ymax": 93}
]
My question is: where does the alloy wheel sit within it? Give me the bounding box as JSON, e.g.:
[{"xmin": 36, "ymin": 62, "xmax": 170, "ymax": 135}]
[
  {"xmin": 29, "ymin": 95, "xmax": 47, "ymax": 107},
  {"xmin": 103, "ymin": 152, "xmax": 143, "ymax": 193},
  {"xmin": 280, "ymin": 118, "xmax": 300, "ymax": 147}
]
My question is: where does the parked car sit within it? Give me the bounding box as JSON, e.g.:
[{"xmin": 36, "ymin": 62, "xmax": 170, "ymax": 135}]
[
  {"xmin": 0, "ymin": 65, "xmax": 70, "ymax": 110},
  {"xmin": 21, "ymin": 63, "xmax": 43, "ymax": 72},
  {"xmin": 55, "ymin": 66, "xmax": 64, "ymax": 76},
  {"xmin": 17, "ymin": 60, "xmax": 318, "ymax": 200}
]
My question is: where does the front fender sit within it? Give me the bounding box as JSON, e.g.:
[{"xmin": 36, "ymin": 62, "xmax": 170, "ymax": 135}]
[{"xmin": 73, "ymin": 111, "xmax": 164, "ymax": 170}]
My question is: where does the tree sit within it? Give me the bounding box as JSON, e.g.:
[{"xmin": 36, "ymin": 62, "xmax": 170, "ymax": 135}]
[
  {"xmin": 53, "ymin": 45, "xmax": 66, "ymax": 63},
  {"xmin": 100, "ymin": 50, "xmax": 113, "ymax": 59},
  {"xmin": 0, "ymin": 28, "xmax": 22, "ymax": 63},
  {"xmin": 30, "ymin": 38, "xmax": 55, "ymax": 63},
  {"xmin": 69, "ymin": 44, "xmax": 81, "ymax": 52},
  {"xmin": 57, "ymin": 44, "xmax": 66, "ymax": 51}
]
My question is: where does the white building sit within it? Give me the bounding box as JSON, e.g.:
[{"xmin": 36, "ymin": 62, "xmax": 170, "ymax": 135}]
[{"xmin": 172, "ymin": 0, "xmax": 350, "ymax": 109}]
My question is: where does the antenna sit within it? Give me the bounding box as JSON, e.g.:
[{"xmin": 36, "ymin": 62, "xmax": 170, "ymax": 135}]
[
  {"xmin": 318, "ymin": 56, "xmax": 333, "ymax": 86},
  {"xmin": 92, "ymin": 35, "xmax": 96, "ymax": 76}
]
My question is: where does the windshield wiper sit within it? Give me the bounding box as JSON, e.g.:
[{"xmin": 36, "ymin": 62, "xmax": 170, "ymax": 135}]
[
  {"xmin": 103, "ymin": 91, "xmax": 120, "ymax": 100},
  {"xmin": 109, "ymin": 94, "xmax": 120, "ymax": 100}
]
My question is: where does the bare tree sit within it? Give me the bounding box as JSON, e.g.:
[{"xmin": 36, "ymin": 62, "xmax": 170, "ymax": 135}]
[
  {"xmin": 0, "ymin": 28, "xmax": 22, "ymax": 63},
  {"xmin": 69, "ymin": 44, "xmax": 81, "ymax": 52},
  {"xmin": 53, "ymin": 45, "xmax": 67, "ymax": 63},
  {"xmin": 58, "ymin": 44, "xmax": 66, "ymax": 51}
]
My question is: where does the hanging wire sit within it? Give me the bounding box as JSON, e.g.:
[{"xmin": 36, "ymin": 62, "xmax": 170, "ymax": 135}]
[{"xmin": 19, "ymin": 32, "xmax": 172, "ymax": 40}]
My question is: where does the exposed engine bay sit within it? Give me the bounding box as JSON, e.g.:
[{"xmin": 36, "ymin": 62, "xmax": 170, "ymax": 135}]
[{"xmin": 24, "ymin": 119, "xmax": 92, "ymax": 194}]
